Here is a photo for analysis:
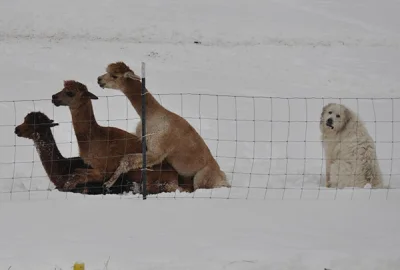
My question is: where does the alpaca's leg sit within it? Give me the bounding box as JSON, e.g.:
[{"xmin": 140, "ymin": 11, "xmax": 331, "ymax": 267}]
[
  {"xmin": 130, "ymin": 182, "xmax": 142, "ymax": 194},
  {"xmin": 158, "ymin": 173, "xmax": 181, "ymax": 193},
  {"xmin": 144, "ymin": 177, "xmax": 181, "ymax": 194},
  {"xmin": 135, "ymin": 121, "xmax": 142, "ymax": 138},
  {"xmin": 145, "ymin": 174, "xmax": 159, "ymax": 194},
  {"xmin": 160, "ymin": 183, "xmax": 183, "ymax": 193},
  {"xmin": 63, "ymin": 168, "xmax": 103, "ymax": 190},
  {"xmin": 103, "ymin": 152, "xmax": 167, "ymax": 188},
  {"xmin": 179, "ymin": 175, "xmax": 194, "ymax": 192},
  {"xmin": 193, "ymin": 164, "xmax": 230, "ymax": 190}
]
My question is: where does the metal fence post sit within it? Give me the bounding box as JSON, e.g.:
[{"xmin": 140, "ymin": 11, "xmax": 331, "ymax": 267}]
[{"xmin": 141, "ymin": 62, "xmax": 147, "ymax": 200}]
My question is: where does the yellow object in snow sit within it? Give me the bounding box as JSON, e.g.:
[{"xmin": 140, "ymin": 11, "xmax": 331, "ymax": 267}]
[{"xmin": 73, "ymin": 262, "xmax": 85, "ymax": 270}]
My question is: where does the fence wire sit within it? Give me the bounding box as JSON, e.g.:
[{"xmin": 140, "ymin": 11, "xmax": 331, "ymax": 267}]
[{"xmin": 0, "ymin": 94, "xmax": 399, "ymax": 201}]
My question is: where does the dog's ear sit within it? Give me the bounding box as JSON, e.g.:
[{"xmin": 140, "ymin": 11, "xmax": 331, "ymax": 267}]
[
  {"xmin": 342, "ymin": 106, "xmax": 352, "ymax": 128},
  {"xmin": 336, "ymin": 105, "xmax": 352, "ymax": 132},
  {"xmin": 123, "ymin": 71, "xmax": 141, "ymax": 81}
]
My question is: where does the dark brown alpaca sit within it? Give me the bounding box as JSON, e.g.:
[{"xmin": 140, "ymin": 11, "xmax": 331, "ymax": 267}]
[
  {"xmin": 14, "ymin": 111, "xmax": 133, "ymax": 195},
  {"xmin": 51, "ymin": 80, "xmax": 187, "ymax": 194}
]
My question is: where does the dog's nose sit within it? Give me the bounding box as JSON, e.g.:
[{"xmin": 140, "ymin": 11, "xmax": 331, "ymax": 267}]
[
  {"xmin": 52, "ymin": 94, "xmax": 57, "ymax": 100},
  {"xmin": 326, "ymin": 118, "xmax": 333, "ymax": 125},
  {"xmin": 14, "ymin": 127, "xmax": 20, "ymax": 135},
  {"xmin": 97, "ymin": 77, "xmax": 102, "ymax": 83}
]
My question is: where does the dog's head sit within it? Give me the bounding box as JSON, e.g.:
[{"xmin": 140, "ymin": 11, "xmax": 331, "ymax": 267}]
[{"xmin": 320, "ymin": 103, "xmax": 351, "ymax": 134}]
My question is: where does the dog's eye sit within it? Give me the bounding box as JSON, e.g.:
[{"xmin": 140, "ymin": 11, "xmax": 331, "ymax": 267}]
[
  {"xmin": 336, "ymin": 114, "xmax": 340, "ymax": 118},
  {"xmin": 111, "ymin": 75, "xmax": 118, "ymax": 79},
  {"xmin": 328, "ymin": 111, "xmax": 332, "ymax": 114},
  {"xmin": 66, "ymin": 92, "xmax": 74, "ymax": 97}
]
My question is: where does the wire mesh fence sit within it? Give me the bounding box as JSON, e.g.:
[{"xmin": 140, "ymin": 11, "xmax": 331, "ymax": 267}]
[{"xmin": 0, "ymin": 93, "xmax": 399, "ymax": 201}]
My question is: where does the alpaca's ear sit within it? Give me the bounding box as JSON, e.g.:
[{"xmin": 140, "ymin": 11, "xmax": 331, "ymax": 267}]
[
  {"xmin": 48, "ymin": 123, "xmax": 59, "ymax": 128},
  {"xmin": 123, "ymin": 71, "xmax": 141, "ymax": 81},
  {"xmin": 82, "ymin": 91, "xmax": 99, "ymax": 100}
]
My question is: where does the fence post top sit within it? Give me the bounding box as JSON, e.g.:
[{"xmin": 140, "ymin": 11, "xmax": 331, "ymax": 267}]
[{"xmin": 141, "ymin": 62, "xmax": 146, "ymax": 78}]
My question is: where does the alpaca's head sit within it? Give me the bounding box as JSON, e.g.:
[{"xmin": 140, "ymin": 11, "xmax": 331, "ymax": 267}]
[
  {"xmin": 97, "ymin": 62, "xmax": 141, "ymax": 90},
  {"xmin": 15, "ymin": 112, "xmax": 59, "ymax": 139},
  {"xmin": 52, "ymin": 80, "xmax": 98, "ymax": 109}
]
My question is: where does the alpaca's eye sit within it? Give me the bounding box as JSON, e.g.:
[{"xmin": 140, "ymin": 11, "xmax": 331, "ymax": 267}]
[
  {"xmin": 66, "ymin": 92, "xmax": 74, "ymax": 97},
  {"xmin": 111, "ymin": 75, "xmax": 118, "ymax": 79},
  {"xmin": 336, "ymin": 114, "xmax": 340, "ymax": 118},
  {"xmin": 328, "ymin": 111, "xmax": 332, "ymax": 114}
]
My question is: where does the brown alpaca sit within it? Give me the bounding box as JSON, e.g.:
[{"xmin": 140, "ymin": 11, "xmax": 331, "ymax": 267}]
[
  {"xmin": 14, "ymin": 111, "xmax": 133, "ymax": 195},
  {"xmin": 97, "ymin": 62, "xmax": 230, "ymax": 190},
  {"xmin": 51, "ymin": 80, "xmax": 184, "ymax": 194}
]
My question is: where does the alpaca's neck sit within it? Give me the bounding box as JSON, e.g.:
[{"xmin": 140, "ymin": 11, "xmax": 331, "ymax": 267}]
[
  {"xmin": 33, "ymin": 130, "xmax": 64, "ymax": 162},
  {"xmin": 33, "ymin": 130, "xmax": 65, "ymax": 184},
  {"xmin": 121, "ymin": 80, "xmax": 164, "ymax": 118},
  {"xmin": 70, "ymin": 100, "xmax": 100, "ymax": 142}
]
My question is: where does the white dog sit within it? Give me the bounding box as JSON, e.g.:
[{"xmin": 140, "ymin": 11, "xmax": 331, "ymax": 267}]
[{"xmin": 320, "ymin": 103, "xmax": 383, "ymax": 189}]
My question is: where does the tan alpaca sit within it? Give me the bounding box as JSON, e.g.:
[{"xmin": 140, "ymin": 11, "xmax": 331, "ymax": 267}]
[
  {"xmin": 51, "ymin": 80, "xmax": 185, "ymax": 194},
  {"xmin": 97, "ymin": 62, "xmax": 230, "ymax": 190}
]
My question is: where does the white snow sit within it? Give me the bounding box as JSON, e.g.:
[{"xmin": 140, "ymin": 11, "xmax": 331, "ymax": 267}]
[
  {"xmin": 2, "ymin": 199, "xmax": 400, "ymax": 270},
  {"xmin": 1, "ymin": 0, "xmax": 400, "ymax": 269}
]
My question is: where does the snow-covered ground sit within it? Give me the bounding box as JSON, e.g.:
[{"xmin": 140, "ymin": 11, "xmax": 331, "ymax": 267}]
[
  {"xmin": 1, "ymin": 0, "xmax": 400, "ymax": 269},
  {"xmin": 2, "ymin": 199, "xmax": 400, "ymax": 270}
]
